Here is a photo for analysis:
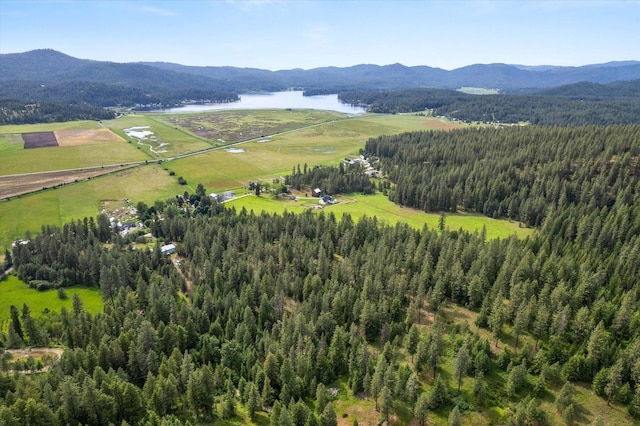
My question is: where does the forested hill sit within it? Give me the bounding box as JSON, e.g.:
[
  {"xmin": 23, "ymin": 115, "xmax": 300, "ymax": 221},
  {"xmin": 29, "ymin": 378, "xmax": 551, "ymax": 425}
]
[
  {"xmin": 366, "ymin": 125, "xmax": 640, "ymax": 227},
  {"xmin": 2, "ymin": 124, "xmax": 640, "ymax": 424},
  {"xmin": 339, "ymin": 81, "xmax": 640, "ymax": 126},
  {"xmin": 2, "ymin": 49, "xmax": 640, "ymax": 97},
  {"xmin": 0, "ymin": 99, "xmax": 115, "ymax": 125},
  {"xmin": 0, "ymin": 50, "xmax": 239, "ymax": 109}
]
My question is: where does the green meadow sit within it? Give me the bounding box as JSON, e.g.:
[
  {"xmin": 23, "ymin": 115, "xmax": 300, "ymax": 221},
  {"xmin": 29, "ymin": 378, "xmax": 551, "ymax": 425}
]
[
  {"xmin": 0, "ymin": 165, "xmax": 181, "ymax": 249},
  {"xmin": 167, "ymin": 113, "xmax": 459, "ymax": 192},
  {"xmin": 0, "ymin": 275, "xmax": 103, "ymax": 323},
  {"xmin": 0, "ymin": 120, "xmax": 105, "ymax": 134},
  {"xmin": 226, "ymin": 193, "xmax": 532, "ymax": 240},
  {"xmin": 0, "ymin": 143, "xmax": 149, "ymax": 176}
]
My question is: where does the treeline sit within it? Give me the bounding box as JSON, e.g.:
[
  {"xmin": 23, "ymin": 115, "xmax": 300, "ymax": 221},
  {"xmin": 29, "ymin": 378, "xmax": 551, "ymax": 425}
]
[
  {"xmin": 0, "ymin": 80, "xmax": 238, "ymax": 109},
  {"xmin": 366, "ymin": 125, "xmax": 640, "ymax": 227},
  {"xmin": 0, "ymin": 99, "xmax": 115, "ymax": 125},
  {"xmin": 285, "ymin": 163, "xmax": 375, "ymax": 195},
  {"xmin": 339, "ymin": 86, "xmax": 640, "ymax": 126}
]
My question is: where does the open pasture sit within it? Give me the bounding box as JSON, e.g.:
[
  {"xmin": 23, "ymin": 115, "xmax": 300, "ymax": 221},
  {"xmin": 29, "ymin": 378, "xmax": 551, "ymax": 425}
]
[
  {"xmin": 55, "ymin": 128, "xmax": 125, "ymax": 146},
  {"xmin": 0, "ymin": 133, "xmax": 24, "ymax": 151},
  {"xmin": 0, "ymin": 140, "xmax": 148, "ymax": 176},
  {"xmin": 167, "ymin": 113, "xmax": 458, "ymax": 192},
  {"xmin": 0, "ymin": 164, "xmax": 181, "ymax": 249},
  {"xmin": 102, "ymin": 114, "xmax": 213, "ymax": 157},
  {"xmin": 158, "ymin": 109, "xmax": 346, "ymax": 142},
  {"xmin": 0, "ymin": 164, "xmax": 136, "ymax": 200},
  {"xmin": 0, "ymin": 120, "xmax": 106, "ymax": 135}
]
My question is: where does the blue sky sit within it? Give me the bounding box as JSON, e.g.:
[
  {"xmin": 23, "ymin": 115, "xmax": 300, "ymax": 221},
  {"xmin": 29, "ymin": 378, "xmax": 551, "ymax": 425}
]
[{"xmin": 1, "ymin": 0, "xmax": 638, "ymax": 70}]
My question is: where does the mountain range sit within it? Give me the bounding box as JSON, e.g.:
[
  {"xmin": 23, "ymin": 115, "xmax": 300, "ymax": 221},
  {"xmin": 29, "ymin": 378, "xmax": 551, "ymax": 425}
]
[{"xmin": 1, "ymin": 49, "xmax": 639, "ymax": 96}]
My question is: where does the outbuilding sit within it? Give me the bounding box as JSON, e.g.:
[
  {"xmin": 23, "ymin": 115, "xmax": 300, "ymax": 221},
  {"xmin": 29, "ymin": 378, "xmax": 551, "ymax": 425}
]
[{"xmin": 161, "ymin": 243, "xmax": 176, "ymax": 256}]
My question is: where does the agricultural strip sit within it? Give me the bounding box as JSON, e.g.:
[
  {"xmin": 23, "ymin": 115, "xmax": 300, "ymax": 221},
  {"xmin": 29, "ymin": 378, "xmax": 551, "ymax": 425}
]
[
  {"xmin": 0, "ymin": 164, "xmax": 137, "ymax": 200},
  {"xmin": 22, "ymin": 131, "xmax": 58, "ymax": 148},
  {"xmin": 55, "ymin": 128, "xmax": 125, "ymax": 146},
  {"xmin": 0, "ymin": 142, "xmax": 149, "ymax": 175},
  {"xmin": 0, "ymin": 164, "xmax": 181, "ymax": 249}
]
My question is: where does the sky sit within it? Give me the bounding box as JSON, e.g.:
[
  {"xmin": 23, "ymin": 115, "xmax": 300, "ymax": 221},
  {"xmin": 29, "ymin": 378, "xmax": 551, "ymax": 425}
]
[{"xmin": 1, "ymin": 0, "xmax": 638, "ymax": 70}]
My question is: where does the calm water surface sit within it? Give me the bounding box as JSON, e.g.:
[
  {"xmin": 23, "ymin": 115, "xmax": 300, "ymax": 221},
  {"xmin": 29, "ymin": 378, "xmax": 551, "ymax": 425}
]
[{"xmin": 152, "ymin": 91, "xmax": 366, "ymax": 114}]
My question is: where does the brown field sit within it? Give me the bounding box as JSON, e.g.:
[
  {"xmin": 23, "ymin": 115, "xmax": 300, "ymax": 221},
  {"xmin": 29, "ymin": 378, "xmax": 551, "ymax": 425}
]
[
  {"xmin": 0, "ymin": 165, "xmax": 137, "ymax": 199},
  {"xmin": 54, "ymin": 128, "xmax": 125, "ymax": 146},
  {"xmin": 22, "ymin": 132, "xmax": 58, "ymax": 149}
]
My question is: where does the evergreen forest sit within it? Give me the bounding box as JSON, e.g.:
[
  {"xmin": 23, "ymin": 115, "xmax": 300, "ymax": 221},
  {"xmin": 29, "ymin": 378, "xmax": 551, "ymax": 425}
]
[
  {"xmin": 2, "ymin": 124, "xmax": 640, "ymax": 425},
  {"xmin": 339, "ymin": 84, "xmax": 640, "ymax": 126}
]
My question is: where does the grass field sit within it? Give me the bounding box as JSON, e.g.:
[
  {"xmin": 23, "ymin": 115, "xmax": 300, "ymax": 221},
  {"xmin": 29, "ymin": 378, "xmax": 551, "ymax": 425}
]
[
  {"xmin": 55, "ymin": 128, "xmax": 125, "ymax": 146},
  {"xmin": 0, "ymin": 111, "xmax": 533, "ymax": 250},
  {"xmin": 0, "ymin": 164, "xmax": 181, "ymax": 249},
  {"xmin": 226, "ymin": 193, "xmax": 532, "ymax": 240},
  {"xmin": 0, "ymin": 140, "xmax": 149, "ymax": 176},
  {"xmin": 0, "ymin": 120, "xmax": 106, "ymax": 134},
  {"xmin": 167, "ymin": 114, "xmax": 462, "ymax": 192},
  {"xmin": 0, "ymin": 275, "xmax": 103, "ymax": 323}
]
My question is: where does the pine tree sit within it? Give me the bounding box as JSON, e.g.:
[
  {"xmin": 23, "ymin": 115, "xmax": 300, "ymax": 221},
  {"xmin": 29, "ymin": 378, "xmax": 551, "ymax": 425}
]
[
  {"xmin": 453, "ymin": 345, "xmax": 470, "ymax": 394},
  {"xmin": 414, "ymin": 393, "xmax": 429, "ymax": 426}
]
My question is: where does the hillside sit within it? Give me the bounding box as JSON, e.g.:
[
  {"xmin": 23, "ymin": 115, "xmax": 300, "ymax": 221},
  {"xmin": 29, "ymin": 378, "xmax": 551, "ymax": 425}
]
[
  {"xmin": 2, "ymin": 50, "xmax": 639, "ymax": 99},
  {"xmin": 339, "ymin": 80, "xmax": 640, "ymax": 126}
]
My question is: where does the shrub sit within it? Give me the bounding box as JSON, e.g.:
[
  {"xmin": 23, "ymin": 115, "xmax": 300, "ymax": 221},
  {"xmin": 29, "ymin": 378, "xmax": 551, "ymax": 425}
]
[{"xmin": 29, "ymin": 280, "xmax": 55, "ymax": 291}]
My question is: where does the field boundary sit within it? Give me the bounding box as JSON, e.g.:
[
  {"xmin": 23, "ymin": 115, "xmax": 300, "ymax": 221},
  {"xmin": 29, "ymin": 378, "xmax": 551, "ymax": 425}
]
[{"xmin": 0, "ymin": 164, "xmax": 141, "ymax": 200}]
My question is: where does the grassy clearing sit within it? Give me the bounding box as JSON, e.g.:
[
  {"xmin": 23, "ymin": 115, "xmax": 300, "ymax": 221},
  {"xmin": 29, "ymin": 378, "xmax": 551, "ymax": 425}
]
[
  {"xmin": 0, "ymin": 275, "xmax": 103, "ymax": 323},
  {"xmin": 0, "ymin": 164, "xmax": 181, "ymax": 249},
  {"xmin": 226, "ymin": 193, "xmax": 532, "ymax": 240}
]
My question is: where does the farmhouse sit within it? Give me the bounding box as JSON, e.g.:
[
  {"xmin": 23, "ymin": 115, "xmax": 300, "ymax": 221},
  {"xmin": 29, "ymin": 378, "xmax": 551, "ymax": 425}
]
[
  {"xmin": 312, "ymin": 188, "xmax": 322, "ymax": 197},
  {"xmin": 209, "ymin": 193, "xmax": 221, "ymax": 202},
  {"xmin": 222, "ymin": 191, "xmax": 235, "ymax": 201},
  {"xmin": 161, "ymin": 244, "xmax": 176, "ymax": 256}
]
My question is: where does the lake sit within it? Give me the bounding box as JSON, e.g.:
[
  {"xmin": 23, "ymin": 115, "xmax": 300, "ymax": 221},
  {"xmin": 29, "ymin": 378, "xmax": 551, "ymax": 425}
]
[{"xmin": 151, "ymin": 91, "xmax": 367, "ymax": 114}]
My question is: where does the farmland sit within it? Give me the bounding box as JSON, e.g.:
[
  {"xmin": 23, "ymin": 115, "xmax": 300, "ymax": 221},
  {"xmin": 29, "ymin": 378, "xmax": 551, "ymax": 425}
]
[
  {"xmin": 0, "ymin": 121, "xmax": 148, "ymax": 176},
  {"xmin": 0, "ymin": 110, "xmax": 537, "ymax": 251}
]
